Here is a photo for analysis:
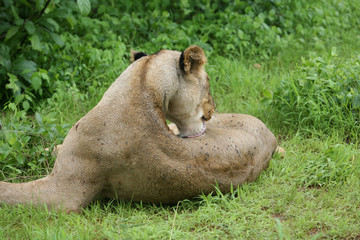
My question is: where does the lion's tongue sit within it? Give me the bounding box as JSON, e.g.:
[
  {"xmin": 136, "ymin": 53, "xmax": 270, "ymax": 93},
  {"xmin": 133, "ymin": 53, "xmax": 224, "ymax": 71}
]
[{"xmin": 182, "ymin": 122, "xmax": 206, "ymax": 138}]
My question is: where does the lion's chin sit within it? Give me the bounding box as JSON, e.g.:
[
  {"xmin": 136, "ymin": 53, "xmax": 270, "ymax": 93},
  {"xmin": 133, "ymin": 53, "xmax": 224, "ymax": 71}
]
[{"xmin": 179, "ymin": 121, "xmax": 206, "ymax": 138}]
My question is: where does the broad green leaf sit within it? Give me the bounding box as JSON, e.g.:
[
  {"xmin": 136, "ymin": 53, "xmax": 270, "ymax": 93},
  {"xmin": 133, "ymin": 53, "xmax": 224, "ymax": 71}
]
[
  {"xmin": 5, "ymin": 26, "xmax": 19, "ymax": 41},
  {"xmin": 77, "ymin": 0, "xmax": 91, "ymax": 16},
  {"xmin": 39, "ymin": 19, "xmax": 56, "ymax": 31},
  {"xmin": 0, "ymin": 21, "xmax": 11, "ymax": 35},
  {"xmin": 6, "ymin": 132, "xmax": 17, "ymax": 146},
  {"xmin": 263, "ymin": 89, "xmax": 273, "ymax": 99},
  {"xmin": 47, "ymin": 8, "xmax": 68, "ymax": 18},
  {"xmin": 0, "ymin": 44, "xmax": 10, "ymax": 57},
  {"xmin": 66, "ymin": 15, "xmax": 76, "ymax": 29},
  {"xmin": 39, "ymin": 69, "xmax": 50, "ymax": 84},
  {"xmin": 0, "ymin": 44, "xmax": 11, "ymax": 70},
  {"xmin": 22, "ymin": 136, "xmax": 31, "ymax": 144},
  {"xmin": 10, "ymin": 5, "xmax": 20, "ymax": 21},
  {"xmin": 25, "ymin": 21, "xmax": 36, "ymax": 34},
  {"xmin": 31, "ymin": 75, "xmax": 42, "ymax": 91},
  {"xmin": 0, "ymin": 143, "xmax": 11, "ymax": 157},
  {"xmin": 24, "ymin": 94, "xmax": 32, "ymax": 102},
  {"xmin": 29, "ymin": 33, "xmax": 42, "ymax": 51},
  {"xmin": 35, "ymin": 0, "xmax": 44, "ymax": 11},
  {"xmin": 22, "ymin": 100, "xmax": 30, "ymax": 111},
  {"xmin": 3, "ymin": 0, "xmax": 13, "ymax": 8},
  {"xmin": 46, "ymin": 18, "xmax": 60, "ymax": 32},
  {"xmin": 50, "ymin": 32, "xmax": 64, "ymax": 46},
  {"xmin": 11, "ymin": 59, "xmax": 37, "ymax": 82},
  {"xmin": 16, "ymin": 154, "xmax": 25, "ymax": 165},
  {"xmin": 15, "ymin": 18, "xmax": 23, "ymax": 26},
  {"xmin": 0, "ymin": 56, "xmax": 11, "ymax": 70},
  {"xmin": 237, "ymin": 29, "xmax": 244, "ymax": 39}
]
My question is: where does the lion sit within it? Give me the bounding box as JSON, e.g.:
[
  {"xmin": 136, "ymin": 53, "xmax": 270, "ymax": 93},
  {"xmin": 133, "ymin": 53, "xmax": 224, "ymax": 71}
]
[{"xmin": 0, "ymin": 46, "xmax": 277, "ymax": 212}]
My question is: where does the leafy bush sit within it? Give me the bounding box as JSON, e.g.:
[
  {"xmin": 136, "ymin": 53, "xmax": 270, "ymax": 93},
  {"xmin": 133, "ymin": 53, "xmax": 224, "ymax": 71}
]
[
  {"xmin": 264, "ymin": 49, "xmax": 360, "ymax": 142},
  {"xmin": 0, "ymin": 0, "xmax": 94, "ymax": 109},
  {"xmin": 1, "ymin": 0, "xmax": 359, "ymax": 110},
  {"xmin": 0, "ymin": 108, "xmax": 70, "ymax": 178},
  {"xmin": 92, "ymin": 0, "xmax": 360, "ymax": 57}
]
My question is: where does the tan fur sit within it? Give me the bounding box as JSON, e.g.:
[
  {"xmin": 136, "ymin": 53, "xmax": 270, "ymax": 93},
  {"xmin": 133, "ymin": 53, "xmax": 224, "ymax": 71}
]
[{"xmin": 0, "ymin": 46, "xmax": 277, "ymax": 212}]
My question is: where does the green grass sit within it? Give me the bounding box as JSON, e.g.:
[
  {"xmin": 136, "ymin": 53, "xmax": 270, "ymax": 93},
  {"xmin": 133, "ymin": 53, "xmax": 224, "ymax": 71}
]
[
  {"xmin": 263, "ymin": 50, "xmax": 360, "ymax": 143},
  {"xmin": 1, "ymin": 4, "xmax": 360, "ymax": 236},
  {"xmin": 1, "ymin": 138, "xmax": 359, "ymax": 239},
  {"xmin": 1, "ymin": 51, "xmax": 360, "ymax": 239},
  {"xmin": 207, "ymin": 56, "xmax": 282, "ymax": 115}
]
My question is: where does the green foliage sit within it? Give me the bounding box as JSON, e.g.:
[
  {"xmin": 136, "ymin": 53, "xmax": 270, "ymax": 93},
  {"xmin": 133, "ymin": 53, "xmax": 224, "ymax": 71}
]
[
  {"xmin": 0, "ymin": 0, "xmax": 80, "ymax": 109},
  {"xmin": 264, "ymin": 50, "xmax": 360, "ymax": 142},
  {"xmin": 3, "ymin": 136, "xmax": 359, "ymax": 239},
  {"xmin": 0, "ymin": 109, "xmax": 70, "ymax": 177},
  {"xmin": 91, "ymin": 0, "xmax": 360, "ymax": 57},
  {"xmin": 0, "ymin": 1, "xmax": 360, "ymax": 237},
  {"xmin": 1, "ymin": 0, "xmax": 360, "ymax": 110},
  {"xmin": 298, "ymin": 144, "xmax": 360, "ymax": 188},
  {"xmin": 77, "ymin": 0, "xmax": 91, "ymax": 16}
]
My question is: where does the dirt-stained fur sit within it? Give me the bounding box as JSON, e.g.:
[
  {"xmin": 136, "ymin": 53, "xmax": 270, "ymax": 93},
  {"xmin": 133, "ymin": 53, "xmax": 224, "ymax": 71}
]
[{"xmin": 0, "ymin": 46, "xmax": 277, "ymax": 212}]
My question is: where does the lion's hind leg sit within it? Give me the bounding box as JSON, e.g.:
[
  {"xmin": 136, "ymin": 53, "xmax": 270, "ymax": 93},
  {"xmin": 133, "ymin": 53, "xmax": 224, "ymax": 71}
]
[{"xmin": 0, "ymin": 158, "xmax": 104, "ymax": 212}]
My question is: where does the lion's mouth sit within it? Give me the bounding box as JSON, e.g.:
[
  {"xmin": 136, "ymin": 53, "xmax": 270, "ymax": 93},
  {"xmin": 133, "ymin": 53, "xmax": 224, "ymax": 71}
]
[{"xmin": 180, "ymin": 121, "xmax": 206, "ymax": 138}]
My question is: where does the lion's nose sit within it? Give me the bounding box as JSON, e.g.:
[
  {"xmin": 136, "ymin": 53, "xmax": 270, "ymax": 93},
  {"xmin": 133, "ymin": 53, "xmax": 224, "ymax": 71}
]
[{"xmin": 201, "ymin": 111, "xmax": 213, "ymax": 121}]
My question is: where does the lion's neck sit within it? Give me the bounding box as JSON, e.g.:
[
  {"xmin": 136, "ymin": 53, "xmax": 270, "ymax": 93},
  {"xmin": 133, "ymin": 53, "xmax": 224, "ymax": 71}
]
[
  {"xmin": 145, "ymin": 62, "xmax": 180, "ymax": 114},
  {"xmin": 96, "ymin": 55, "xmax": 180, "ymax": 121}
]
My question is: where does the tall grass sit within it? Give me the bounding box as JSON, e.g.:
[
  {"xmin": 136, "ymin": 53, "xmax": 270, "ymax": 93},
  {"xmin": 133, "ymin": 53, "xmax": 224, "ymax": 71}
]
[
  {"xmin": 1, "ymin": 52, "xmax": 360, "ymax": 238},
  {"xmin": 263, "ymin": 50, "xmax": 360, "ymax": 143},
  {"xmin": 1, "ymin": 138, "xmax": 359, "ymax": 239},
  {"xmin": 1, "ymin": 1, "xmax": 360, "ymax": 238},
  {"xmin": 207, "ymin": 56, "xmax": 283, "ymax": 115}
]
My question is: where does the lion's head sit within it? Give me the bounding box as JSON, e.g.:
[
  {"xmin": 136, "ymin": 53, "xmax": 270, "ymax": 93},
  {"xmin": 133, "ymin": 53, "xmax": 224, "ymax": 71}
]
[{"xmin": 131, "ymin": 46, "xmax": 215, "ymax": 138}]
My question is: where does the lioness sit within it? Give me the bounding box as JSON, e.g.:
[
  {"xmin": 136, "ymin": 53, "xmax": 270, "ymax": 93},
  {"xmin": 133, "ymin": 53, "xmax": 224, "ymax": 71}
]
[{"xmin": 0, "ymin": 46, "xmax": 277, "ymax": 212}]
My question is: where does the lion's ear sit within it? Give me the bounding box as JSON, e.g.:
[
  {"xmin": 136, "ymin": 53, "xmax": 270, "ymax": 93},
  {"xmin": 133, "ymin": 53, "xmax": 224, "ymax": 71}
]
[
  {"xmin": 180, "ymin": 45, "xmax": 207, "ymax": 73},
  {"xmin": 130, "ymin": 49, "xmax": 148, "ymax": 62}
]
